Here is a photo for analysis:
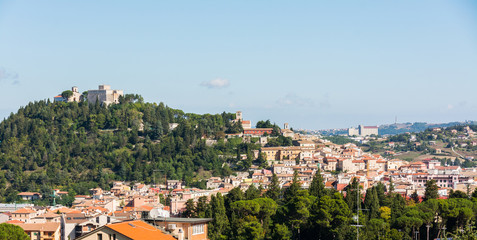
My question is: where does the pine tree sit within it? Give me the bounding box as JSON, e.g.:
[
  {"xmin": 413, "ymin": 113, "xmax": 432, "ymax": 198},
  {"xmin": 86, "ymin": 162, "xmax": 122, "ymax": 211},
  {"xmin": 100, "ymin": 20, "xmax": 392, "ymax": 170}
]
[
  {"xmin": 284, "ymin": 170, "xmax": 301, "ymax": 202},
  {"xmin": 309, "ymin": 169, "xmax": 325, "ymax": 198},
  {"xmin": 265, "ymin": 173, "xmax": 281, "ymax": 201}
]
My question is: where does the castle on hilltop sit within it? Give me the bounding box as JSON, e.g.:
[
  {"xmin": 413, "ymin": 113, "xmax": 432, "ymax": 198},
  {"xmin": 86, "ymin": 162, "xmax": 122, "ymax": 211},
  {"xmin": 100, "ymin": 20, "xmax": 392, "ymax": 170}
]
[
  {"xmin": 53, "ymin": 84, "xmax": 124, "ymax": 106},
  {"xmin": 87, "ymin": 84, "xmax": 123, "ymax": 105}
]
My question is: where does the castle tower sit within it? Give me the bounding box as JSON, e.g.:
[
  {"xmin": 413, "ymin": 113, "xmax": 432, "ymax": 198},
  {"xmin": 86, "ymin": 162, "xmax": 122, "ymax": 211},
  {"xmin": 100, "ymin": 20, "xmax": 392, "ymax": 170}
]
[
  {"xmin": 284, "ymin": 123, "xmax": 289, "ymax": 130},
  {"xmin": 236, "ymin": 111, "xmax": 243, "ymax": 121},
  {"xmin": 72, "ymin": 86, "xmax": 79, "ymax": 93}
]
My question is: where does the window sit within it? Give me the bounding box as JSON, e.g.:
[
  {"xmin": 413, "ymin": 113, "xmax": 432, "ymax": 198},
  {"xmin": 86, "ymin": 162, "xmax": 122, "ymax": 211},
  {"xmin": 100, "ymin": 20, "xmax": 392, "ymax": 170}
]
[
  {"xmin": 193, "ymin": 224, "xmax": 204, "ymax": 235},
  {"xmin": 98, "ymin": 234, "xmax": 103, "ymax": 240}
]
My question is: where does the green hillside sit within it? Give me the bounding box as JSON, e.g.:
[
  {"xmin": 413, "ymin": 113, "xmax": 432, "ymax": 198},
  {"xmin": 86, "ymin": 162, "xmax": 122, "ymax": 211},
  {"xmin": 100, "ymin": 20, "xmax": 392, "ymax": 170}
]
[{"xmin": 0, "ymin": 96, "xmax": 257, "ymax": 203}]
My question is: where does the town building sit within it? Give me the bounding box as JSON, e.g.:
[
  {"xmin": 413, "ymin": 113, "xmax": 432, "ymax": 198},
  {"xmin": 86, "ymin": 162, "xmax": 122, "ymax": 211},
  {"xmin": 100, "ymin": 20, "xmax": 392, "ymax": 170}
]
[
  {"xmin": 18, "ymin": 192, "xmax": 42, "ymax": 201},
  {"xmin": 145, "ymin": 217, "xmax": 213, "ymax": 240},
  {"xmin": 76, "ymin": 220, "xmax": 176, "ymax": 240},
  {"xmin": 53, "ymin": 86, "xmax": 82, "ymax": 103},
  {"xmin": 12, "ymin": 222, "xmax": 61, "ymax": 240},
  {"xmin": 348, "ymin": 125, "xmax": 379, "ymax": 136}
]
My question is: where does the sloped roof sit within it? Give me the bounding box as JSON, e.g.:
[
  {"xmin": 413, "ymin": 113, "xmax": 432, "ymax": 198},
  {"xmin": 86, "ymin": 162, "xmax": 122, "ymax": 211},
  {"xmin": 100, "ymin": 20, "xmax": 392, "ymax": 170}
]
[
  {"xmin": 12, "ymin": 222, "xmax": 60, "ymax": 232},
  {"xmin": 106, "ymin": 220, "xmax": 176, "ymax": 240},
  {"xmin": 12, "ymin": 208, "xmax": 36, "ymax": 214}
]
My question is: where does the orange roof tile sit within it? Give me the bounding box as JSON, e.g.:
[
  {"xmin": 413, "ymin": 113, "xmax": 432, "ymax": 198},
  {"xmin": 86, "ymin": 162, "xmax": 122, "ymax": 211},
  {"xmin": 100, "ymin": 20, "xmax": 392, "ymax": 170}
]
[
  {"xmin": 12, "ymin": 208, "xmax": 36, "ymax": 214},
  {"xmin": 6, "ymin": 220, "xmax": 24, "ymax": 224},
  {"xmin": 106, "ymin": 220, "xmax": 176, "ymax": 240}
]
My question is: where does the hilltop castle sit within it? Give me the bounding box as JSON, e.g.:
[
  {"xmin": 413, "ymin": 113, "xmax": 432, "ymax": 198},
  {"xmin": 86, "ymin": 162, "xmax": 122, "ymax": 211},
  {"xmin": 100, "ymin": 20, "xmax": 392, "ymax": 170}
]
[
  {"xmin": 54, "ymin": 85, "xmax": 124, "ymax": 106},
  {"xmin": 87, "ymin": 84, "xmax": 123, "ymax": 105}
]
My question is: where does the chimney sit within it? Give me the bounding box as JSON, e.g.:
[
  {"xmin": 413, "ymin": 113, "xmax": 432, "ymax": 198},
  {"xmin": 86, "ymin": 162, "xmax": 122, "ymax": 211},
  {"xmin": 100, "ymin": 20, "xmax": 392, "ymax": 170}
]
[{"xmin": 177, "ymin": 228, "xmax": 184, "ymax": 240}]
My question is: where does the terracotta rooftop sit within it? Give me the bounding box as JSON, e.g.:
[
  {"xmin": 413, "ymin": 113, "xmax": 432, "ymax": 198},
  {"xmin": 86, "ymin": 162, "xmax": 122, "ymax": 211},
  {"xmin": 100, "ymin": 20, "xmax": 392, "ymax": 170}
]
[
  {"xmin": 17, "ymin": 192, "xmax": 41, "ymax": 196},
  {"xmin": 105, "ymin": 220, "xmax": 176, "ymax": 240},
  {"xmin": 12, "ymin": 208, "xmax": 36, "ymax": 214},
  {"xmin": 12, "ymin": 222, "xmax": 60, "ymax": 232}
]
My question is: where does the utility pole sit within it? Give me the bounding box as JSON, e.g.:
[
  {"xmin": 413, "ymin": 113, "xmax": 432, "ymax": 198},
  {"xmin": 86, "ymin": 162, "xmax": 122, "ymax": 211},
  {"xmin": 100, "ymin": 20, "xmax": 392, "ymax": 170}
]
[{"xmin": 351, "ymin": 182, "xmax": 365, "ymax": 240}]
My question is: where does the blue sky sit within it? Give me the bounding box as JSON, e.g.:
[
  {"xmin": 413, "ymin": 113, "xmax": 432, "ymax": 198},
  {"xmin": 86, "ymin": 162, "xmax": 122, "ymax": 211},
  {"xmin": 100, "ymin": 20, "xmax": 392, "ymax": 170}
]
[{"xmin": 0, "ymin": 1, "xmax": 476, "ymax": 129}]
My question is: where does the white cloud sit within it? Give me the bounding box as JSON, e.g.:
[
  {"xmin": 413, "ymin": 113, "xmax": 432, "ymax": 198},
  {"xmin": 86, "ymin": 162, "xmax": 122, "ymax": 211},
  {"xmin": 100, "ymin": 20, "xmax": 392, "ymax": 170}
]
[
  {"xmin": 200, "ymin": 78, "xmax": 230, "ymax": 89},
  {"xmin": 276, "ymin": 93, "xmax": 315, "ymax": 107},
  {"xmin": 0, "ymin": 67, "xmax": 19, "ymax": 85}
]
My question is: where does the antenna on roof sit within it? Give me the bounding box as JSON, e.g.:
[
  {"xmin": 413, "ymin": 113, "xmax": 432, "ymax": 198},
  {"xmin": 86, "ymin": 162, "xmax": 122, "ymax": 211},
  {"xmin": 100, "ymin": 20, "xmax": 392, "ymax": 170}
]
[{"xmin": 149, "ymin": 208, "xmax": 160, "ymax": 219}]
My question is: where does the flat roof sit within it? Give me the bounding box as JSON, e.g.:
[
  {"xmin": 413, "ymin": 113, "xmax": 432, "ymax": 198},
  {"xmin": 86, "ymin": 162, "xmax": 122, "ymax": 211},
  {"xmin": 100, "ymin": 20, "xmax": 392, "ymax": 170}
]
[{"xmin": 145, "ymin": 217, "xmax": 212, "ymax": 224}]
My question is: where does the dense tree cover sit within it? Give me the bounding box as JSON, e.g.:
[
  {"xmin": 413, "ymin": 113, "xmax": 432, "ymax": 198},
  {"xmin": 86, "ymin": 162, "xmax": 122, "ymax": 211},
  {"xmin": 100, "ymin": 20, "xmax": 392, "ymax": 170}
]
[
  {"xmin": 265, "ymin": 136, "xmax": 293, "ymax": 147},
  {"xmin": 192, "ymin": 177, "xmax": 477, "ymax": 240},
  {"xmin": 255, "ymin": 120, "xmax": 281, "ymax": 137},
  {"xmin": 0, "ymin": 98, "xmax": 261, "ymax": 203},
  {"xmin": 0, "ymin": 223, "xmax": 29, "ymax": 240}
]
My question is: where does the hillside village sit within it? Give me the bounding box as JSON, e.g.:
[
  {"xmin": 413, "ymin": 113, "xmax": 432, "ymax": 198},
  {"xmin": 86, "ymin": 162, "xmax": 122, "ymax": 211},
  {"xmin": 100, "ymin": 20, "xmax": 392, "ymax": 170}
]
[{"xmin": 3, "ymin": 106, "xmax": 477, "ymax": 239}]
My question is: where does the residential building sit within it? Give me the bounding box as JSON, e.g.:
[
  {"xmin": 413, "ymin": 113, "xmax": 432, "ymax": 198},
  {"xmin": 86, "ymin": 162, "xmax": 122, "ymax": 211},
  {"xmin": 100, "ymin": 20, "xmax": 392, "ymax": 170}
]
[
  {"xmin": 12, "ymin": 222, "xmax": 61, "ymax": 240},
  {"xmin": 146, "ymin": 217, "xmax": 213, "ymax": 240},
  {"xmin": 11, "ymin": 208, "xmax": 38, "ymax": 223},
  {"xmin": 18, "ymin": 192, "xmax": 42, "ymax": 201},
  {"xmin": 76, "ymin": 220, "xmax": 176, "ymax": 240},
  {"xmin": 243, "ymin": 128, "xmax": 273, "ymax": 136}
]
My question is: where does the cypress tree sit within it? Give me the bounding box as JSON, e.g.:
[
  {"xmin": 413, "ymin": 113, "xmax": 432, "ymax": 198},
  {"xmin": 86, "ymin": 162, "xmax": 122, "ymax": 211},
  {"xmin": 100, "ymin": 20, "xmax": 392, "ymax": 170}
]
[
  {"xmin": 284, "ymin": 170, "xmax": 301, "ymax": 202},
  {"xmin": 265, "ymin": 173, "xmax": 281, "ymax": 201},
  {"xmin": 424, "ymin": 179, "xmax": 439, "ymax": 201},
  {"xmin": 309, "ymin": 168, "xmax": 325, "ymax": 198},
  {"xmin": 209, "ymin": 193, "xmax": 229, "ymax": 240}
]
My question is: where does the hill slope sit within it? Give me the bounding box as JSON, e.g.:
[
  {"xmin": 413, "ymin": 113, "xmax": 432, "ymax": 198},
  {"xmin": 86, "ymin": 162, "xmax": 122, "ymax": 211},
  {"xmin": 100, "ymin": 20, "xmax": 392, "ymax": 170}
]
[{"xmin": 0, "ymin": 97, "xmax": 256, "ymax": 203}]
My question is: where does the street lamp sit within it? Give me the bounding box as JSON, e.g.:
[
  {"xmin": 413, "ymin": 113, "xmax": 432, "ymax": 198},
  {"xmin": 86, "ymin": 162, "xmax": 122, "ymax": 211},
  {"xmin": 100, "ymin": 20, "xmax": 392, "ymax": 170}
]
[{"xmin": 426, "ymin": 223, "xmax": 431, "ymax": 240}]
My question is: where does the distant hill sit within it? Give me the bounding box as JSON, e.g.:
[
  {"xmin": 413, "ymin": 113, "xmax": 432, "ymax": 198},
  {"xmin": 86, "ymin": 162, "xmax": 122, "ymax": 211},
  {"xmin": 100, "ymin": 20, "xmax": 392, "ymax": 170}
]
[
  {"xmin": 378, "ymin": 121, "xmax": 477, "ymax": 135},
  {"xmin": 315, "ymin": 121, "xmax": 477, "ymax": 136}
]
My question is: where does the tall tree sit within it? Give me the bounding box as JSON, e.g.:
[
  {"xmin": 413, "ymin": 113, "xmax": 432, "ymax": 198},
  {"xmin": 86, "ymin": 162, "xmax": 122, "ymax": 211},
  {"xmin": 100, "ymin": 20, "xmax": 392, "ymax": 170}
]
[
  {"xmin": 344, "ymin": 177, "xmax": 361, "ymax": 213},
  {"xmin": 208, "ymin": 193, "xmax": 229, "ymax": 240},
  {"xmin": 245, "ymin": 184, "xmax": 261, "ymax": 200},
  {"xmin": 424, "ymin": 180, "xmax": 439, "ymax": 201},
  {"xmin": 309, "ymin": 169, "xmax": 325, "ymax": 198},
  {"xmin": 284, "ymin": 170, "xmax": 301, "ymax": 202},
  {"xmin": 265, "ymin": 173, "xmax": 281, "ymax": 201},
  {"xmin": 183, "ymin": 199, "xmax": 195, "ymax": 217},
  {"xmin": 363, "ymin": 187, "xmax": 380, "ymax": 220}
]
